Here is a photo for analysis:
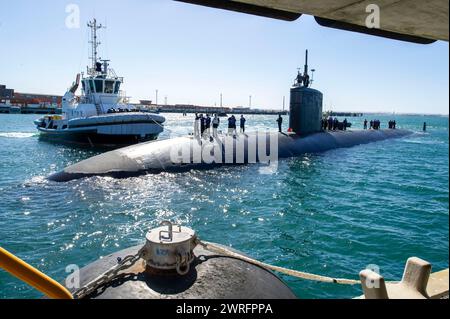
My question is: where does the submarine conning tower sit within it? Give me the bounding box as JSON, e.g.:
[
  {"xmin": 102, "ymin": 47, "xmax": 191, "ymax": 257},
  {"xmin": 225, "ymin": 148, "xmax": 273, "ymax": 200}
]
[{"xmin": 289, "ymin": 50, "xmax": 323, "ymax": 135}]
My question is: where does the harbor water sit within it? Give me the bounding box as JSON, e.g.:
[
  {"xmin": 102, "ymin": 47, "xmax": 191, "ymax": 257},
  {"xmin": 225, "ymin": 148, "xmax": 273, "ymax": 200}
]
[{"xmin": 0, "ymin": 113, "xmax": 448, "ymax": 299}]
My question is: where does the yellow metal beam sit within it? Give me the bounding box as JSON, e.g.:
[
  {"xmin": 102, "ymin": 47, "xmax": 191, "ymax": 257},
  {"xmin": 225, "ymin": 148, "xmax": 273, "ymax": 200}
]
[{"xmin": 0, "ymin": 247, "xmax": 73, "ymax": 299}]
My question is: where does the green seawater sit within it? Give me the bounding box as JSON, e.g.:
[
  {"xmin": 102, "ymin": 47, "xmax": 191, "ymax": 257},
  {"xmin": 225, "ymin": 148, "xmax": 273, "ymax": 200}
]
[{"xmin": 0, "ymin": 113, "xmax": 448, "ymax": 299}]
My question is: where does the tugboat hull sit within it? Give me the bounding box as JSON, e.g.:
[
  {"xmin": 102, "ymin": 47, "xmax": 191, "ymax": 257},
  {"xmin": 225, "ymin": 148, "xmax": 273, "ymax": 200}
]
[
  {"xmin": 36, "ymin": 113, "xmax": 165, "ymax": 148},
  {"xmin": 37, "ymin": 128, "xmax": 160, "ymax": 148}
]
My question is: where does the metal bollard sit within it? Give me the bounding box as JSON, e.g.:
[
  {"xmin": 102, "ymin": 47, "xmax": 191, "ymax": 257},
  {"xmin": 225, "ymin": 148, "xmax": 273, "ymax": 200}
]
[
  {"xmin": 401, "ymin": 257, "xmax": 431, "ymax": 296},
  {"xmin": 359, "ymin": 257, "xmax": 432, "ymax": 299}
]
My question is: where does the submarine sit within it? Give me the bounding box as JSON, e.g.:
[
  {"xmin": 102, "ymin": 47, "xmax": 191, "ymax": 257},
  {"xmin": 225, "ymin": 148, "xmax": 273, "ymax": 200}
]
[{"xmin": 48, "ymin": 50, "xmax": 412, "ymax": 183}]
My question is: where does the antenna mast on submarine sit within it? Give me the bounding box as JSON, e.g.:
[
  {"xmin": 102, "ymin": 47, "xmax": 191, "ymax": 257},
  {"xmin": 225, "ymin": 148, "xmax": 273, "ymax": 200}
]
[
  {"xmin": 294, "ymin": 50, "xmax": 312, "ymax": 88},
  {"xmin": 303, "ymin": 50, "xmax": 310, "ymax": 88},
  {"xmin": 304, "ymin": 50, "xmax": 309, "ymax": 77}
]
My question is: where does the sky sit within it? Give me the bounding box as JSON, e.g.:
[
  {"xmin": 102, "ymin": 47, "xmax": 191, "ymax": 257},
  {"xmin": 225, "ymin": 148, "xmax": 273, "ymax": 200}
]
[{"xmin": 0, "ymin": 0, "xmax": 448, "ymax": 114}]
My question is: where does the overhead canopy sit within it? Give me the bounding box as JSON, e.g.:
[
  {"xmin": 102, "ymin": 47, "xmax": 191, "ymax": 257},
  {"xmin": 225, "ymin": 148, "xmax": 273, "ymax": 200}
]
[{"xmin": 176, "ymin": 0, "xmax": 449, "ymax": 44}]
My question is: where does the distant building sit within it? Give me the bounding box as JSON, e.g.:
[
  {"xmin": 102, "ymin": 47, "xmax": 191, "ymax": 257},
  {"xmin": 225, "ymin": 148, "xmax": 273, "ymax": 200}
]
[
  {"xmin": 233, "ymin": 107, "xmax": 251, "ymax": 113},
  {"xmin": 13, "ymin": 92, "xmax": 62, "ymax": 106},
  {"xmin": 139, "ymin": 100, "xmax": 153, "ymax": 106},
  {"xmin": 1, "ymin": 84, "xmax": 62, "ymax": 106},
  {"xmin": 0, "ymin": 84, "xmax": 14, "ymax": 101}
]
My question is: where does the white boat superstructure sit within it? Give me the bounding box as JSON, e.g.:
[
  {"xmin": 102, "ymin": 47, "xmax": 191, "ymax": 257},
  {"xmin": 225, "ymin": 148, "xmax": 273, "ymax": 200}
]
[{"xmin": 35, "ymin": 19, "xmax": 165, "ymax": 147}]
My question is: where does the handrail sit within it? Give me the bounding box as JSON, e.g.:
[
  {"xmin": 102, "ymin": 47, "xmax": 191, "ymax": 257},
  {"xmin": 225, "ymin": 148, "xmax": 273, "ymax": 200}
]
[{"xmin": 0, "ymin": 247, "xmax": 73, "ymax": 299}]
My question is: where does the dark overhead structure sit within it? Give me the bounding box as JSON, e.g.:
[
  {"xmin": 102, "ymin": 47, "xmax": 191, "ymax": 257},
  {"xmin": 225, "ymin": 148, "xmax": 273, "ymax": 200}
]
[
  {"xmin": 175, "ymin": 0, "xmax": 449, "ymax": 44},
  {"xmin": 175, "ymin": 0, "xmax": 301, "ymax": 21}
]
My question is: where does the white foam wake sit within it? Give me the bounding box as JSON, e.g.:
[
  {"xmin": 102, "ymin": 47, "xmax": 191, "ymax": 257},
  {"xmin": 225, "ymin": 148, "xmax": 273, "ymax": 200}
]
[{"xmin": 0, "ymin": 132, "xmax": 36, "ymax": 138}]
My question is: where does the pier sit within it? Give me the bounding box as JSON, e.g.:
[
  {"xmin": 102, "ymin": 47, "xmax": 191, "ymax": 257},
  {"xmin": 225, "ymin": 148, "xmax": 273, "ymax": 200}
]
[
  {"xmin": 1, "ymin": 84, "xmax": 62, "ymax": 114},
  {"xmin": 137, "ymin": 103, "xmax": 288, "ymax": 115},
  {"xmin": 323, "ymin": 111, "xmax": 363, "ymax": 117},
  {"xmin": 0, "ymin": 105, "xmax": 62, "ymax": 114}
]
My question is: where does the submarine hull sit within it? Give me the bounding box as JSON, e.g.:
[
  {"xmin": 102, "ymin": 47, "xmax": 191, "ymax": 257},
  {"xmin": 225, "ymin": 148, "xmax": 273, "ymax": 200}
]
[{"xmin": 49, "ymin": 129, "xmax": 412, "ymax": 182}]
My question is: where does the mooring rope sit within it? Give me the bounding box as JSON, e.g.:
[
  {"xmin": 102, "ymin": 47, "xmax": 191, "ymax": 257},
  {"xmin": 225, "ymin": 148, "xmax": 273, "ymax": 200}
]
[
  {"xmin": 148, "ymin": 116, "xmax": 164, "ymax": 127},
  {"xmin": 147, "ymin": 115, "xmax": 178, "ymax": 136},
  {"xmin": 197, "ymin": 240, "xmax": 360, "ymax": 285}
]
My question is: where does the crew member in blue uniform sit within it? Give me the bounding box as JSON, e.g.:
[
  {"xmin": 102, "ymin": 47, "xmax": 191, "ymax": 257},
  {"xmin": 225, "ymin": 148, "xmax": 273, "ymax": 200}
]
[
  {"xmin": 240, "ymin": 115, "xmax": 246, "ymax": 133},
  {"xmin": 276, "ymin": 115, "xmax": 283, "ymax": 132},
  {"xmin": 200, "ymin": 114, "xmax": 206, "ymax": 137},
  {"xmin": 321, "ymin": 118, "xmax": 327, "ymax": 131},
  {"xmin": 194, "ymin": 113, "xmax": 200, "ymax": 137},
  {"xmin": 212, "ymin": 114, "xmax": 220, "ymax": 137},
  {"xmin": 228, "ymin": 115, "xmax": 237, "ymax": 135},
  {"xmin": 333, "ymin": 117, "xmax": 338, "ymax": 130},
  {"xmin": 205, "ymin": 114, "xmax": 211, "ymax": 137}
]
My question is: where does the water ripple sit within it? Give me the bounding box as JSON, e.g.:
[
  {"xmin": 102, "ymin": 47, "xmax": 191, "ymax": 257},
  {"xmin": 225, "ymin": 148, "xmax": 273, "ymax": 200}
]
[{"xmin": 0, "ymin": 113, "xmax": 448, "ymax": 299}]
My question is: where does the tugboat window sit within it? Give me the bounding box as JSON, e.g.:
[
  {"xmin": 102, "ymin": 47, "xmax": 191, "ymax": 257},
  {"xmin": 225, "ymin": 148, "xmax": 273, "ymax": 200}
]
[
  {"xmin": 95, "ymin": 79, "xmax": 104, "ymax": 93},
  {"xmin": 89, "ymin": 80, "xmax": 95, "ymax": 93},
  {"xmin": 105, "ymin": 80, "xmax": 114, "ymax": 94},
  {"xmin": 82, "ymin": 81, "xmax": 86, "ymax": 92},
  {"xmin": 114, "ymin": 81, "xmax": 121, "ymax": 94}
]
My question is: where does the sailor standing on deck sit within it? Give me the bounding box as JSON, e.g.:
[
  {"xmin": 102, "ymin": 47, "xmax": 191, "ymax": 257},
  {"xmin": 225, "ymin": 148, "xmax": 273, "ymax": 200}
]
[
  {"xmin": 194, "ymin": 113, "xmax": 200, "ymax": 137},
  {"xmin": 333, "ymin": 117, "xmax": 338, "ymax": 130},
  {"xmin": 364, "ymin": 119, "xmax": 368, "ymax": 130},
  {"xmin": 343, "ymin": 118, "xmax": 348, "ymax": 131},
  {"xmin": 228, "ymin": 115, "xmax": 237, "ymax": 136},
  {"xmin": 205, "ymin": 114, "xmax": 211, "ymax": 137},
  {"xmin": 240, "ymin": 115, "xmax": 246, "ymax": 134},
  {"xmin": 200, "ymin": 114, "xmax": 206, "ymax": 137},
  {"xmin": 276, "ymin": 114, "xmax": 283, "ymax": 132},
  {"xmin": 212, "ymin": 114, "xmax": 220, "ymax": 137}
]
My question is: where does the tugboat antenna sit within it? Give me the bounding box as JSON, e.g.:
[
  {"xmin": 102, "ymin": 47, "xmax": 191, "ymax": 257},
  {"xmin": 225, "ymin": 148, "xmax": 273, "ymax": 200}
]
[{"xmin": 87, "ymin": 19, "xmax": 105, "ymax": 74}]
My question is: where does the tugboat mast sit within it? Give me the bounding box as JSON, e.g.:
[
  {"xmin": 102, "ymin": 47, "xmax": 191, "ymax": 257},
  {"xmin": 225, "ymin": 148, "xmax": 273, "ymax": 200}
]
[{"xmin": 87, "ymin": 19, "xmax": 104, "ymax": 75}]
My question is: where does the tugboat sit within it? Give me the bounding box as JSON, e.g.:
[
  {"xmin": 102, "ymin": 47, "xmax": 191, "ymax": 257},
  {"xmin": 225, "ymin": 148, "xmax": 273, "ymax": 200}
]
[{"xmin": 34, "ymin": 19, "xmax": 165, "ymax": 148}]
